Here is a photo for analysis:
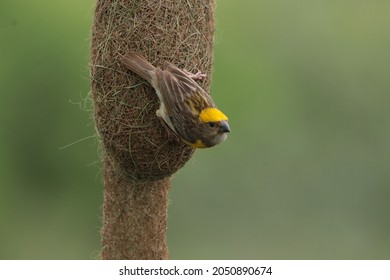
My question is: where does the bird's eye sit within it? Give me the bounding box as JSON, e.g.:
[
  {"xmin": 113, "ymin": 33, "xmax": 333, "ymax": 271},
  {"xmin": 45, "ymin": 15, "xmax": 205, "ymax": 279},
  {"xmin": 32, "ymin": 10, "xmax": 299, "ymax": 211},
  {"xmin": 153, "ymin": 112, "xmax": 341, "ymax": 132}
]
[{"xmin": 208, "ymin": 122, "xmax": 216, "ymax": 128}]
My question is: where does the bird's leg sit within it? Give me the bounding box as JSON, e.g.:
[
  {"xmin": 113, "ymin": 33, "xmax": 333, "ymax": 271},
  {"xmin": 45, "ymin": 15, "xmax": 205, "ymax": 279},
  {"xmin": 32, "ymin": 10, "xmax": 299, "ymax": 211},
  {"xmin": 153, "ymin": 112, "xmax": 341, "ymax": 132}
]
[{"xmin": 183, "ymin": 69, "xmax": 207, "ymax": 80}]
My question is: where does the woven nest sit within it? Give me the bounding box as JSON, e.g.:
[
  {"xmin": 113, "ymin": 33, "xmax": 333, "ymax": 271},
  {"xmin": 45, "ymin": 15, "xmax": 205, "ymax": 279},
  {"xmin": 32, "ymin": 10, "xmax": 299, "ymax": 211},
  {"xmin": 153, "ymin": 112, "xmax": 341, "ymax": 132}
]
[{"xmin": 90, "ymin": 0, "xmax": 215, "ymax": 180}]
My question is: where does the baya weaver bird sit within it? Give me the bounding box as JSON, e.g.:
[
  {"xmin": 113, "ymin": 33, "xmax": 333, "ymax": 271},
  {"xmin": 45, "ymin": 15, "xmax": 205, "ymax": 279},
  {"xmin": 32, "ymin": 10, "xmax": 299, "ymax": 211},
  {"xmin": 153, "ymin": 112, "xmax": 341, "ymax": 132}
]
[{"xmin": 121, "ymin": 52, "xmax": 230, "ymax": 148}]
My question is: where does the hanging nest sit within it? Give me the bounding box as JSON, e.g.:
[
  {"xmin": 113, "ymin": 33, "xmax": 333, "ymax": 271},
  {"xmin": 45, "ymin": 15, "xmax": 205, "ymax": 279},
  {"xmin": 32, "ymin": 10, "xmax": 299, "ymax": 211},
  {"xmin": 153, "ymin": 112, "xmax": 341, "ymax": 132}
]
[{"xmin": 90, "ymin": 0, "xmax": 215, "ymax": 181}]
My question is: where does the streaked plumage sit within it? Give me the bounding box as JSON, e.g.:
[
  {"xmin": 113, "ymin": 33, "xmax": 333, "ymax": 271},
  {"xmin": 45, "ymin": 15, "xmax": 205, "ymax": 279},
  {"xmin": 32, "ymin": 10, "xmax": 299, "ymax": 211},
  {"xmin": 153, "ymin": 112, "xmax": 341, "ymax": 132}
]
[{"xmin": 121, "ymin": 51, "xmax": 230, "ymax": 148}]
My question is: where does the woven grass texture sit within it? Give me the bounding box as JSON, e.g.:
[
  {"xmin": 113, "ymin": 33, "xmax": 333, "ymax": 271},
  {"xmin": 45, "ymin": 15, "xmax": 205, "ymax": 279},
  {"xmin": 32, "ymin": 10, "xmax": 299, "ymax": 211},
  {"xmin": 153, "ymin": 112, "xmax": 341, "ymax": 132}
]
[
  {"xmin": 90, "ymin": 0, "xmax": 216, "ymax": 180},
  {"xmin": 101, "ymin": 158, "xmax": 171, "ymax": 259}
]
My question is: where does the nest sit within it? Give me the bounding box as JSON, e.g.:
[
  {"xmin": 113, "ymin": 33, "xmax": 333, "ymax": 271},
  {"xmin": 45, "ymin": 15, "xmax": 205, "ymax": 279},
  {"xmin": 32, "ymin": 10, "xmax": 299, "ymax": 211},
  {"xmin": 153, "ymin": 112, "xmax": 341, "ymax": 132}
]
[{"xmin": 90, "ymin": 0, "xmax": 215, "ymax": 180}]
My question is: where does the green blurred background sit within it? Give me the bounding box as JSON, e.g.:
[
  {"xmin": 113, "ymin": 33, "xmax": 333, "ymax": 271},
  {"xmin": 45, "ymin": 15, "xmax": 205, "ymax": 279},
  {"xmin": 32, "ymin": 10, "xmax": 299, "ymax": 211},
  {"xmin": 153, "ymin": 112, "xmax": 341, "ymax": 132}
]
[{"xmin": 1, "ymin": 0, "xmax": 390, "ymax": 259}]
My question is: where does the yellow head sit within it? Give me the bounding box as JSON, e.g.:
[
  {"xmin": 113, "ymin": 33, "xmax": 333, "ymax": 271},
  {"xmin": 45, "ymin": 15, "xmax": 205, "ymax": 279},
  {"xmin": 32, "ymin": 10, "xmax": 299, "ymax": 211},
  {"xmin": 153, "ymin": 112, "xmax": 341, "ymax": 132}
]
[
  {"xmin": 192, "ymin": 107, "xmax": 230, "ymax": 148},
  {"xmin": 199, "ymin": 107, "xmax": 228, "ymax": 123}
]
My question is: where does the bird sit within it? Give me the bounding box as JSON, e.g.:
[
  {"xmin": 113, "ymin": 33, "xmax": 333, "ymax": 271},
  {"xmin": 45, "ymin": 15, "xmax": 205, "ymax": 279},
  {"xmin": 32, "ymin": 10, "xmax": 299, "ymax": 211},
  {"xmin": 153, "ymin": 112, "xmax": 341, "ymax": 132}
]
[{"xmin": 121, "ymin": 51, "xmax": 230, "ymax": 148}]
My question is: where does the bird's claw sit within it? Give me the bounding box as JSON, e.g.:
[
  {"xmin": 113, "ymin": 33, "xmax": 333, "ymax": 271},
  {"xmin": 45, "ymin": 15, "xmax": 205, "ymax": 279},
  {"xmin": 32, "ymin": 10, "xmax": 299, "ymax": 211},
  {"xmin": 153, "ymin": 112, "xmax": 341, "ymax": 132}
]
[{"xmin": 183, "ymin": 69, "xmax": 207, "ymax": 80}]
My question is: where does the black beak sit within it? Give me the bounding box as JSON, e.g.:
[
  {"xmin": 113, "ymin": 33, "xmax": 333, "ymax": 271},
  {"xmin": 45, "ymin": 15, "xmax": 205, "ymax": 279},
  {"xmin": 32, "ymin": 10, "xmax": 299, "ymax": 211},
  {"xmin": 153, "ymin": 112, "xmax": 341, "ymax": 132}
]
[{"xmin": 219, "ymin": 120, "xmax": 231, "ymax": 133}]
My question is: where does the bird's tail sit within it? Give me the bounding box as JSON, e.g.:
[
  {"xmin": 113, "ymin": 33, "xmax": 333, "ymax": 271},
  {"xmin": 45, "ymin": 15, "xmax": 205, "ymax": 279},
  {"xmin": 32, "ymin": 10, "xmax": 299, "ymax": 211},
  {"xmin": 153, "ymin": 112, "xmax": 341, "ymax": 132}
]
[{"xmin": 121, "ymin": 51, "xmax": 156, "ymax": 83}]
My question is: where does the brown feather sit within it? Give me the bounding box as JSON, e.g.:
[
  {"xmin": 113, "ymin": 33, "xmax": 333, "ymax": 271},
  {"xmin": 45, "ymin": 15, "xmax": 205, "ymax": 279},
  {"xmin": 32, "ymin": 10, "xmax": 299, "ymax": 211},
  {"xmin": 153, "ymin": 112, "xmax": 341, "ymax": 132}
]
[
  {"xmin": 120, "ymin": 52, "xmax": 227, "ymax": 147},
  {"xmin": 121, "ymin": 52, "xmax": 156, "ymax": 83}
]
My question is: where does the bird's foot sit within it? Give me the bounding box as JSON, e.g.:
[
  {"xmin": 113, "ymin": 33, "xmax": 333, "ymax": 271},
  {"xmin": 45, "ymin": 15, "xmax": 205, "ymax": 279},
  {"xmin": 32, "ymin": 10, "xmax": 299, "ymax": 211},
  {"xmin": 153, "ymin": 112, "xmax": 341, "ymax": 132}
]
[{"xmin": 183, "ymin": 69, "xmax": 206, "ymax": 80}]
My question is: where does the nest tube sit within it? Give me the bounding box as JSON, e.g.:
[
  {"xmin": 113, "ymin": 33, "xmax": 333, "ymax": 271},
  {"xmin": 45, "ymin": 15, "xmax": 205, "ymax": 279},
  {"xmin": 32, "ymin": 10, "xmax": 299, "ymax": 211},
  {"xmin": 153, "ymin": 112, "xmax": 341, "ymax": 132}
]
[{"xmin": 90, "ymin": 0, "xmax": 215, "ymax": 259}]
